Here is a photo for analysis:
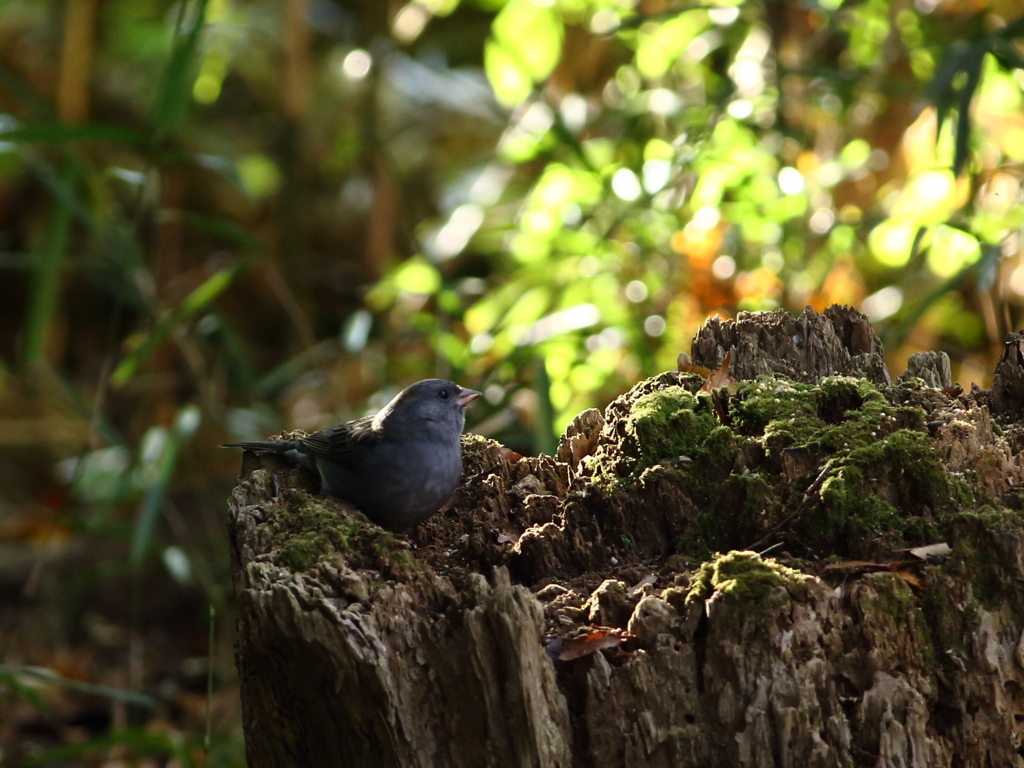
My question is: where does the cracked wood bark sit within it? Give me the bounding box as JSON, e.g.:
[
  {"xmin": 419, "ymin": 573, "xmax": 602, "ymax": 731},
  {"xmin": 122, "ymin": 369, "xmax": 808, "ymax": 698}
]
[{"xmin": 229, "ymin": 305, "xmax": 1024, "ymax": 768}]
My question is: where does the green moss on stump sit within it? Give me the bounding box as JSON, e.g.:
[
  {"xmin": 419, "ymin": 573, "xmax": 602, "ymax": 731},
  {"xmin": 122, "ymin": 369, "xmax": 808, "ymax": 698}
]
[
  {"xmin": 620, "ymin": 388, "xmax": 717, "ymax": 478},
  {"xmin": 686, "ymin": 550, "xmax": 803, "ymax": 607},
  {"xmin": 580, "ymin": 373, "xmax": 978, "ymax": 561},
  {"xmin": 956, "ymin": 507, "xmax": 1024, "ymax": 607},
  {"xmin": 270, "ymin": 489, "xmax": 408, "ymax": 573}
]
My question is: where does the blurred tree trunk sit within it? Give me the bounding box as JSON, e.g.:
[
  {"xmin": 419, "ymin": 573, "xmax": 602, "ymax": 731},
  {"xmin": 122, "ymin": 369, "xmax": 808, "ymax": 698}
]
[{"xmin": 228, "ymin": 307, "xmax": 1024, "ymax": 768}]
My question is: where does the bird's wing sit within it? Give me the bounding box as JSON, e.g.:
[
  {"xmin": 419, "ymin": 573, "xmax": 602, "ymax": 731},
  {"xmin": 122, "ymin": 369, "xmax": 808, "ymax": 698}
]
[{"xmin": 297, "ymin": 415, "xmax": 378, "ymax": 470}]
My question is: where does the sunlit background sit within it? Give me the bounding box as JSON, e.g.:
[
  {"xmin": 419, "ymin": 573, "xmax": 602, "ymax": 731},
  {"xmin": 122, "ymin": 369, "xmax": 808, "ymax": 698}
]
[{"xmin": 1, "ymin": 0, "xmax": 1023, "ymax": 764}]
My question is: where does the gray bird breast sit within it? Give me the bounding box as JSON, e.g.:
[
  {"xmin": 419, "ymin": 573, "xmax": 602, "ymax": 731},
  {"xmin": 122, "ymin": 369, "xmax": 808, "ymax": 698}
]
[{"xmin": 315, "ymin": 438, "xmax": 463, "ymax": 530}]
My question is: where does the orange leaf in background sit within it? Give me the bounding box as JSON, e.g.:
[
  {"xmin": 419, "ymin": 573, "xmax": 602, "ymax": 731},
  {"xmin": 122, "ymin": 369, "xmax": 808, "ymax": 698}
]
[
  {"xmin": 689, "ymin": 271, "xmax": 735, "ymax": 310},
  {"xmin": 671, "ymin": 223, "xmax": 723, "ymax": 268},
  {"xmin": 734, "ymin": 268, "xmax": 781, "ymax": 303},
  {"xmin": 811, "ymin": 255, "xmax": 863, "ymax": 311},
  {"xmin": 796, "ymin": 150, "xmax": 820, "ymax": 177}
]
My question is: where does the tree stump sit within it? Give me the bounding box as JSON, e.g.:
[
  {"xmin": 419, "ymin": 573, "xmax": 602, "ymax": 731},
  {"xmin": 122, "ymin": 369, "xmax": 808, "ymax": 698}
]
[{"xmin": 228, "ymin": 306, "xmax": 1024, "ymax": 767}]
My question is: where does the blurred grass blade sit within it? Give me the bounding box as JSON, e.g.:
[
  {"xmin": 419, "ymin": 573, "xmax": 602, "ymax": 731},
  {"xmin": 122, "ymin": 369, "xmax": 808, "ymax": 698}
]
[
  {"xmin": 952, "ymin": 44, "xmax": 984, "ymax": 176},
  {"xmin": 204, "ymin": 604, "xmax": 216, "ymax": 755},
  {"xmin": 883, "ymin": 268, "xmax": 973, "ymax": 350},
  {"xmin": 192, "ymin": 153, "xmax": 246, "ymax": 191},
  {"xmin": 0, "ymin": 61, "xmax": 55, "ymax": 121},
  {"xmin": 532, "ymin": 357, "xmax": 557, "ymax": 456},
  {"xmin": 254, "ymin": 338, "xmax": 336, "ymax": 397},
  {"xmin": 927, "ymin": 41, "xmax": 965, "ymax": 145},
  {"xmin": 992, "ymin": 37, "xmax": 1024, "ymax": 70},
  {"xmin": 52, "ymin": 367, "xmax": 125, "ymax": 445},
  {"xmin": 30, "ymin": 155, "xmax": 98, "ymax": 233},
  {"xmin": 22, "ymin": 163, "xmax": 72, "ymax": 366},
  {"xmin": 0, "ymin": 668, "xmax": 49, "ymax": 711},
  {"xmin": 976, "ymin": 243, "xmax": 1001, "ymax": 291},
  {"xmin": 154, "ymin": 0, "xmax": 210, "ymax": 136},
  {"xmin": 0, "ymin": 665, "xmax": 157, "ymax": 708},
  {"xmin": 927, "ymin": 40, "xmax": 985, "ymax": 176},
  {"xmin": 0, "ymin": 123, "xmax": 150, "ymax": 146},
  {"xmin": 111, "ymin": 263, "xmax": 243, "ymax": 387},
  {"xmin": 181, "ymin": 210, "xmax": 262, "ymax": 252},
  {"xmin": 130, "ymin": 405, "xmax": 201, "ymax": 567},
  {"xmin": 24, "ymin": 728, "xmax": 195, "ymax": 767},
  {"xmin": 203, "ymin": 313, "xmax": 258, "ymax": 391}
]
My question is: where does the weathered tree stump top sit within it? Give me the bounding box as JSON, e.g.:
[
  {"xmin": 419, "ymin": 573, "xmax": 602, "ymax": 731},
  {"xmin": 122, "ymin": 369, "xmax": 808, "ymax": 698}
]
[
  {"xmin": 690, "ymin": 304, "xmax": 890, "ymax": 386},
  {"xmin": 229, "ymin": 306, "xmax": 1024, "ymax": 768}
]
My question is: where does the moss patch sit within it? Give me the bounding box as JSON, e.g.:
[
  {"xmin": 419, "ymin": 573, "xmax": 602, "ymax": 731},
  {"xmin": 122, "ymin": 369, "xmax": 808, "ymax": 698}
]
[
  {"xmin": 686, "ymin": 550, "xmax": 803, "ymax": 606},
  {"xmin": 574, "ymin": 373, "xmax": 983, "ymax": 563},
  {"xmin": 954, "ymin": 507, "xmax": 1024, "ymax": 607},
  {"xmin": 616, "ymin": 387, "xmax": 718, "ymax": 480},
  {"xmin": 270, "ymin": 489, "xmax": 408, "ymax": 573}
]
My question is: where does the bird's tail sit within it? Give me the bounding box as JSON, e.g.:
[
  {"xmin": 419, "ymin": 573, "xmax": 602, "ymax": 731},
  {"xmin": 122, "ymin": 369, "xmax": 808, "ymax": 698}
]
[{"xmin": 221, "ymin": 440, "xmax": 292, "ymax": 453}]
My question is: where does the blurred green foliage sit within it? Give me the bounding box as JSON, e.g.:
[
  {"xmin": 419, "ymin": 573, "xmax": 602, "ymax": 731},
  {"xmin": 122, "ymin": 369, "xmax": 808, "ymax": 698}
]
[
  {"xmin": 1, "ymin": 0, "xmax": 1024, "ymax": 760},
  {"xmin": 2, "ymin": 0, "xmax": 1022, "ymax": 449}
]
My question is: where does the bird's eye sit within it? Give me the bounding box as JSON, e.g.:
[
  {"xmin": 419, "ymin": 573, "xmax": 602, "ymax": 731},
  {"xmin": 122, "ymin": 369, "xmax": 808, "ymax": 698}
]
[{"xmin": 438, "ymin": 389, "xmax": 449, "ymax": 400}]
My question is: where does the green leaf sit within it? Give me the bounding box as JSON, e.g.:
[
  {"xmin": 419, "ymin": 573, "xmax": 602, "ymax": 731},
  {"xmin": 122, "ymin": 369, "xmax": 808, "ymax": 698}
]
[
  {"xmin": 952, "ymin": 44, "xmax": 985, "ymax": 176},
  {"xmin": 484, "ymin": 40, "xmax": 533, "ymax": 108},
  {"xmin": 30, "ymin": 156, "xmax": 98, "ymax": 233},
  {"xmin": 253, "ymin": 339, "xmax": 337, "ymax": 398},
  {"xmin": 991, "ymin": 37, "xmax": 1024, "ymax": 71},
  {"xmin": 491, "ymin": 0, "xmax": 563, "ymax": 83},
  {"xmin": 532, "ymin": 357, "xmax": 557, "ymax": 456},
  {"xmin": 111, "ymin": 264, "xmax": 243, "ymax": 387},
  {"xmin": 22, "ymin": 163, "xmax": 72, "ymax": 366},
  {"xmin": 192, "ymin": 152, "xmax": 246, "ymax": 190},
  {"xmin": 153, "ymin": 0, "xmax": 210, "ymax": 135},
  {"xmin": 236, "ymin": 153, "xmax": 282, "ymax": 199},
  {"xmin": 392, "ymin": 257, "xmax": 442, "ymax": 295},
  {"xmin": 23, "ymin": 727, "xmax": 203, "ymax": 767},
  {"xmin": 868, "ymin": 218, "xmax": 921, "ymax": 268},
  {"xmin": 0, "ymin": 61, "xmax": 55, "ymax": 121},
  {"xmin": 927, "ymin": 224, "xmax": 980, "ymax": 277},
  {"xmin": 927, "ymin": 40, "xmax": 986, "ymax": 175},
  {"xmin": 635, "ymin": 11, "xmax": 708, "ymax": 79},
  {"xmin": 996, "ymin": 12, "xmax": 1024, "ymax": 41},
  {"xmin": 130, "ymin": 405, "xmax": 201, "ymax": 567},
  {"xmin": 181, "ymin": 211, "xmax": 262, "ymax": 252},
  {"xmin": 0, "ymin": 123, "xmax": 150, "ymax": 146},
  {"xmin": 0, "ymin": 668, "xmax": 48, "ymax": 712},
  {"xmin": 0, "ymin": 665, "xmax": 157, "ymax": 708},
  {"xmin": 884, "ymin": 267, "xmax": 972, "ymax": 350}
]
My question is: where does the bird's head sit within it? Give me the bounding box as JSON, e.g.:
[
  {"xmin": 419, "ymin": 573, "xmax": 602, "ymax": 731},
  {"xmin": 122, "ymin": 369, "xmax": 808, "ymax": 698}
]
[{"xmin": 374, "ymin": 379, "xmax": 481, "ymax": 440}]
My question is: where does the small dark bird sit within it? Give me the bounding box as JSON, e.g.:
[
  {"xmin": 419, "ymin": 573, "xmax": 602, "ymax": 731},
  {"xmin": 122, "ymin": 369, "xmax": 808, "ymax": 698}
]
[{"xmin": 223, "ymin": 379, "xmax": 481, "ymax": 530}]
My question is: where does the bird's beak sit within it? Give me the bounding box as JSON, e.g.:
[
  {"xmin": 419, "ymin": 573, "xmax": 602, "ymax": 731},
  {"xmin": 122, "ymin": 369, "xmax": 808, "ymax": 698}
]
[{"xmin": 456, "ymin": 387, "xmax": 482, "ymax": 408}]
